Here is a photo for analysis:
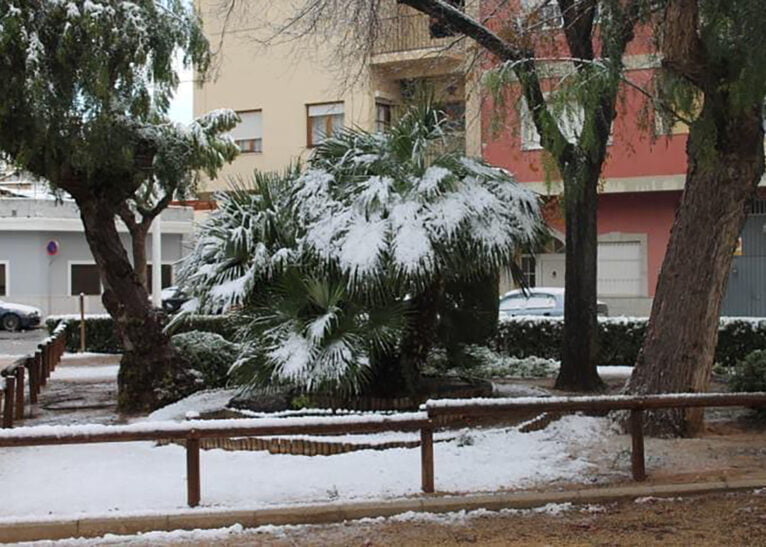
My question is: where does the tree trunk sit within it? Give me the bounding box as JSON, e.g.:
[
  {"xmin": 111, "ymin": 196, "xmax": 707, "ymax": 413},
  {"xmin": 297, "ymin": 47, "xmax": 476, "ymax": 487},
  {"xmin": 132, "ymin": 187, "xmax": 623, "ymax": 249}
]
[
  {"xmin": 370, "ymin": 278, "xmax": 445, "ymax": 397},
  {"xmin": 76, "ymin": 196, "xmax": 196, "ymax": 413},
  {"xmin": 555, "ymin": 166, "xmax": 606, "ymax": 392},
  {"xmin": 626, "ymin": 100, "xmax": 765, "ymax": 436}
]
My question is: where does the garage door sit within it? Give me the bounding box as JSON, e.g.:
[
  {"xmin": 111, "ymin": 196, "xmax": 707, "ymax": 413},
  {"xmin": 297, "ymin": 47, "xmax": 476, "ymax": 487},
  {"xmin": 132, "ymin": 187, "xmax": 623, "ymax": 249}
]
[{"xmin": 597, "ymin": 241, "xmax": 643, "ymax": 296}]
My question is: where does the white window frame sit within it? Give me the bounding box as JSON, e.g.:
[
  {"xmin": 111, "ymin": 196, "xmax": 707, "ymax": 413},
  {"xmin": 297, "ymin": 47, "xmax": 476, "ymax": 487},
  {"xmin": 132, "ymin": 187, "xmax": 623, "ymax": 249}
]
[
  {"xmin": 307, "ymin": 102, "xmax": 345, "ymax": 147},
  {"xmin": 520, "ymin": 0, "xmax": 563, "ymax": 29},
  {"xmin": 68, "ymin": 261, "xmax": 102, "ymax": 296},
  {"xmin": 230, "ymin": 110, "xmax": 263, "ymax": 154},
  {"xmin": 146, "ymin": 262, "xmax": 175, "ymax": 295},
  {"xmin": 0, "ymin": 260, "xmax": 8, "ymax": 297},
  {"xmin": 520, "ymin": 97, "xmax": 613, "ymax": 151}
]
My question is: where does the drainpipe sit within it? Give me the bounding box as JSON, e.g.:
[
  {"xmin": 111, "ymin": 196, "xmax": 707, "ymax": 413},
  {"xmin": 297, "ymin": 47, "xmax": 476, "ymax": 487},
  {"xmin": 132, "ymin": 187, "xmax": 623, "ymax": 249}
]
[{"xmin": 152, "ymin": 214, "xmax": 162, "ymax": 308}]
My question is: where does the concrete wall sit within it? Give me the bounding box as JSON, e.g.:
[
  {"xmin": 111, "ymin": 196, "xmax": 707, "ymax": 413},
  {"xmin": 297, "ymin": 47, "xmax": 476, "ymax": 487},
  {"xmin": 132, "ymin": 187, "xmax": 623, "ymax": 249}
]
[
  {"xmin": 0, "ymin": 200, "xmax": 194, "ymax": 316},
  {"xmin": 0, "ymin": 231, "xmax": 187, "ymax": 316}
]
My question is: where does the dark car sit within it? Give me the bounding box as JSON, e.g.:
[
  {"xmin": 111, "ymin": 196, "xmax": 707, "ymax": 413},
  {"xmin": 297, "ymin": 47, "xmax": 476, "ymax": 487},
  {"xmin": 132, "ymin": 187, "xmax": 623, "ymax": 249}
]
[
  {"xmin": 499, "ymin": 288, "xmax": 609, "ymax": 319},
  {"xmin": 0, "ymin": 300, "xmax": 43, "ymax": 331},
  {"xmin": 160, "ymin": 286, "xmax": 190, "ymax": 313}
]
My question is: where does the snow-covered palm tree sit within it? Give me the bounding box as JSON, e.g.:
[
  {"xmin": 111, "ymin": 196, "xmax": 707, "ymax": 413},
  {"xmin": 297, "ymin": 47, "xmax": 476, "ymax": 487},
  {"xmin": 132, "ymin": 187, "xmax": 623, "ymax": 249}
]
[{"xmin": 180, "ymin": 105, "xmax": 543, "ymax": 396}]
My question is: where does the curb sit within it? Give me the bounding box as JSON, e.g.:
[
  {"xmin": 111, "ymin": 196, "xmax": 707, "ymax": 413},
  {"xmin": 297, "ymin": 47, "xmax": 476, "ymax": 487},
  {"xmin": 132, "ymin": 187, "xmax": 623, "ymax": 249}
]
[{"xmin": 1, "ymin": 477, "xmax": 764, "ymax": 543}]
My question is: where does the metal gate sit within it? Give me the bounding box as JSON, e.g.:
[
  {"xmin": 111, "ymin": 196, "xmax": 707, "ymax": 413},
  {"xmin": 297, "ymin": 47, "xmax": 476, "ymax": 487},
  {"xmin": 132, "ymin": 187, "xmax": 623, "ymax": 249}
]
[{"xmin": 722, "ymin": 200, "xmax": 766, "ymax": 317}]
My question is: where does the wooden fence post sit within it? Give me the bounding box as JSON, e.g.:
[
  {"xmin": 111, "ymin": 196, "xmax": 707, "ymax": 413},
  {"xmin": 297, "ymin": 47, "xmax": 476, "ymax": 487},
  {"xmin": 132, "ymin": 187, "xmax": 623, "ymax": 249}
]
[
  {"xmin": 186, "ymin": 432, "xmax": 201, "ymax": 507},
  {"xmin": 14, "ymin": 367, "xmax": 24, "ymax": 420},
  {"xmin": 630, "ymin": 409, "xmax": 646, "ymax": 481},
  {"xmin": 3, "ymin": 376, "xmax": 15, "ymax": 428},
  {"xmin": 420, "ymin": 425, "xmax": 434, "ymax": 493},
  {"xmin": 27, "ymin": 356, "xmax": 38, "ymax": 405},
  {"xmin": 34, "ymin": 351, "xmax": 44, "ymax": 390}
]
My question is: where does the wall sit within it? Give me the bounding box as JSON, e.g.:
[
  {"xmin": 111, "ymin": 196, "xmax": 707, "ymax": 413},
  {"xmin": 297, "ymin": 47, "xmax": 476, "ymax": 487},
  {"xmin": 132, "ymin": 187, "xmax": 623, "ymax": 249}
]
[
  {"xmin": 194, "ymin": 0, "xmax": 376, "ymax": 188},
  {"xmin": 0, "ymin": 231, "xmax": 186, "ymax": 315}
]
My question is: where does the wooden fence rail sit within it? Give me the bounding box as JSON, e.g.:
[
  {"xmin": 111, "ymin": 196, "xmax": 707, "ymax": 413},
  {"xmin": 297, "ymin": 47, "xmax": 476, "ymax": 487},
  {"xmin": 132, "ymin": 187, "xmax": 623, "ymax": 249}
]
[
  {"xmin": 0, "ymin": 326, "xmax": 67, "ymax": 428},
  {"xmin": 0, "ymin": 414, "xmax": 434, "ymax": 507},
  {"xmin": 425, "ymin": 392, "xmax": 766, "ymax": 481},
  {"xmin": 0, "ymin": 391, "xmax": 763, "ymax": 509}
]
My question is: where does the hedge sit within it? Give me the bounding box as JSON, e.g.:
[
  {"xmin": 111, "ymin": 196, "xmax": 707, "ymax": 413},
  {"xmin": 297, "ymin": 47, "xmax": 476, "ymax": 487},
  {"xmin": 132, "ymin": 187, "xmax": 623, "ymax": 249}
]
[
  {"xmin": 494, "ymin": 316, "xmax": 766, "ymax": 367},
  {"xmin": 46, "ymin": 314, "xmax": 240, "ymax": 354}
]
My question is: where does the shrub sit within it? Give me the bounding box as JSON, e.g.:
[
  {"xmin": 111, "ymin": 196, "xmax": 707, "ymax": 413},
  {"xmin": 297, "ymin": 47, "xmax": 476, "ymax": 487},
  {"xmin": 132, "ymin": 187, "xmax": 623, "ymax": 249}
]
[
  {"xmin": 729, "ymin": 350, "xmax": 766, "ymax": 393},
  {"xmin": 495, "ymin": 317, "xmax": 766, "ymax": 368},
  {"xmin": 46, "ymin": 314, "xmax": 240, "ymax": 354},
  {"xmin": 171, "ymin": 331, "xmax": 240, "ymax": 388}
]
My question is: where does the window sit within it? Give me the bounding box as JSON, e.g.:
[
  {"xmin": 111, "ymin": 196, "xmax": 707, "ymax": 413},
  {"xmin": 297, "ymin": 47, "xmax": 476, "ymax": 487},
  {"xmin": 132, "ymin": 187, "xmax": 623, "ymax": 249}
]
[
  {"xmin": 520, "ymin": 98, "xmax": 612, "ymax": 151},
  {"xmin": 375, "ymin": 102, "xmax": 393, "ymax": 133},
  {"xmin": 429, "ymin": 0, "xmax": 465, "ymax": 38},
  {"xmin": 521, "ymin": 0, "xmax": 563, "ymax": 29},
  {"xmin": 230, "ymin": 110, "xmax": 263, "ymax": 153},
  {"xmin": 307, "ymin": 102, "xmax": 344, "ymax": 147},
  {"xmin": 70, "ymin": 264, "xmax": 101, "ymax": 296},
  {"xmin": 521, "ymin": 255, "xmax": 536, "ymax": 288},
  {"xmin": 0, "ymin": 262, "xmax": 7, "ymax": 296},
  {"xmin": 520, "ymin": 98, "xmax": 584, "ymax": 150},
  {"xmin": 146, "ymin": 264, "xmax": 173, "ymax": 293}
]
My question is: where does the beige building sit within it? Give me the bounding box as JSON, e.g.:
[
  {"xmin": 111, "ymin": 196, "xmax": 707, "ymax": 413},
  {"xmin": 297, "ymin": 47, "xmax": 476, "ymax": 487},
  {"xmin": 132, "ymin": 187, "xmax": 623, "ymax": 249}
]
[{"xmin": 194, "ymin": 0, "xmax": 481, "ymax": 193}]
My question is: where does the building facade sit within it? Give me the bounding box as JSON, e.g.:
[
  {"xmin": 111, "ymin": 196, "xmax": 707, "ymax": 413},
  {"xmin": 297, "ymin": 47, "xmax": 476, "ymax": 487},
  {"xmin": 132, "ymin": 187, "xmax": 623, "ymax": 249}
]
[
  {"xmin": 0, "ymin": 198, "xmax": 193, "ymax": 316},
  {"xmin": 194, "ymin": 1, "xmax": 762, "ymax": 317}
]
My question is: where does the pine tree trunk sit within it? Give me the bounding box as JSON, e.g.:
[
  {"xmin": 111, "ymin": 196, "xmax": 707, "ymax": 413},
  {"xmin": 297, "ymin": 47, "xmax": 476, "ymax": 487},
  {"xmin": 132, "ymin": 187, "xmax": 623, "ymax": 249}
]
[
  {"xmin": 555, "ymin": 167, "xmax": 606, "ymax": 392},
  {"xmin": 77, "ymin": 197, "xmax": 196, "ymax": 412},
  {"xmin": 626, "ymin": 100, "xmax": 765, "ymax": 436}
]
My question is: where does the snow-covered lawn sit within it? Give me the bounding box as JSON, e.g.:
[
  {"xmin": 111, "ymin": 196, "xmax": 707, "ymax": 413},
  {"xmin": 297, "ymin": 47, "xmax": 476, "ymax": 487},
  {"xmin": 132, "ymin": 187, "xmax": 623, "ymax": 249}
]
[{"xmin": 0, "ymin": 415, "xmax": 610, "ymax": 522}]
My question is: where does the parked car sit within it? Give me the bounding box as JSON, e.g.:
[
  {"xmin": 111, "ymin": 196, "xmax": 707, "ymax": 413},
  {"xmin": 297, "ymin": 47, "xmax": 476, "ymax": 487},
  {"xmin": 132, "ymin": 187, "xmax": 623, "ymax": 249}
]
[
  {"xmin": 0, "ymin": 300, "xmax": 43, "ymax": 331},
  {"xmin": 499, "ymin": 287, "xmax": 609, "ymax": 319},
  {"xmin": 160, "ymin": 286, "xmax": 190, "ymax": 313}
]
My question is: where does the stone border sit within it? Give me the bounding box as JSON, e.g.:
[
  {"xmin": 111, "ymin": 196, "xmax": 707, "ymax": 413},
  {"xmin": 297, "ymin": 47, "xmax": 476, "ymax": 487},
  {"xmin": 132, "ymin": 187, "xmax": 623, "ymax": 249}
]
[{"xmin": 1, "ymin": 476, "xmax": 764, "ymax": 543}]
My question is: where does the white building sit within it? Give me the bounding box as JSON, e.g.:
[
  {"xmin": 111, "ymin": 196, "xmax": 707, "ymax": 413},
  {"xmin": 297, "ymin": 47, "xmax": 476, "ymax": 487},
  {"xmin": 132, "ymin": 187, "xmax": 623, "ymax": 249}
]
[{"xmin": 0, "ymin": 194, "xmax": 194, "ymax": 316}]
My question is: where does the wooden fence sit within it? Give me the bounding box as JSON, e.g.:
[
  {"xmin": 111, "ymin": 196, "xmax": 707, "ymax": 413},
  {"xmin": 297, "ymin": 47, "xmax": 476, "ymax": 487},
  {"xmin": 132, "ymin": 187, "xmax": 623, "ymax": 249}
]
[
  {"xmin": 425, "ymin": 392, "xmax": 766, "ymax": 481},
  {"xmin": 0, "ymin": 392, "xmax": 764, "ymax": 509},
  {"xmin": 0, "ymin": 414, "xmax": 435, "ymax": 507},
  {"xmin": 0, "ymin": 326, "xmax": 67, "ymax": 428}
]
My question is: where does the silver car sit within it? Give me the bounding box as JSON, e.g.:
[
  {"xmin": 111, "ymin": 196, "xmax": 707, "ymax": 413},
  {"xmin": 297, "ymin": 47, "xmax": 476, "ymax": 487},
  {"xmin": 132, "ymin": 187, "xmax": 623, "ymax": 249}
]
[{"xmin": 499, "ymin": 288, "xmax": 608, "ymax": 319}]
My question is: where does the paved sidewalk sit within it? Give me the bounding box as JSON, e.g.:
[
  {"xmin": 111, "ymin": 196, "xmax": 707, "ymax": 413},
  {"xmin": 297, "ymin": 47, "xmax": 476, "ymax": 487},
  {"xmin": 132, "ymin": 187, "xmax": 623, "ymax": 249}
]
[{"xmin": 1, "ymin": 475, "xmax": 764, "ymax": 543}]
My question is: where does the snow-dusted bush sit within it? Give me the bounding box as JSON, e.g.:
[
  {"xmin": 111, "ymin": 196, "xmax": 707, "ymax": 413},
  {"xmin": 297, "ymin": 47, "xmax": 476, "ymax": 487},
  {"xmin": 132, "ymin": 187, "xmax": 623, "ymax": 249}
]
[
  {"xmin": 427, "ymin": 344, "xmax": 559, "ymax": 379},
  {"xmin": 179, "ymin": 105, "xmax": 544, "ymax": 395},
  {"xmin": 171, "ymin": 331, "xmax": 240, "ymax": 388}
]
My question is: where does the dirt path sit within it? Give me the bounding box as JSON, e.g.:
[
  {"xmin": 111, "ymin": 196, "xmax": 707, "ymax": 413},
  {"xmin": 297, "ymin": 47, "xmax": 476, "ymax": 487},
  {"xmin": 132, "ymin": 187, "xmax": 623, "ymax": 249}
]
[{"xmin": 203, "ymin": 490, "xmax": 766, "ymax": 546}]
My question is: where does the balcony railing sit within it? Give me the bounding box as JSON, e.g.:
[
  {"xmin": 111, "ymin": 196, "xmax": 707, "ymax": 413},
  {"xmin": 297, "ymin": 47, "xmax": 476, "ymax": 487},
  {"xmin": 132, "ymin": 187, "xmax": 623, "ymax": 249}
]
[{"xmin": 373, "ymin": 14, "xmax": 461, "ymax": 56}]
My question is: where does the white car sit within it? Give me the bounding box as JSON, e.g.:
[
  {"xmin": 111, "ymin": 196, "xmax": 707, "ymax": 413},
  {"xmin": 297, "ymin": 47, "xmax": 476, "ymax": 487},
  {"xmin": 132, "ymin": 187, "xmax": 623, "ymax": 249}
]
[
  {"xmin": 0, "ymin": 300, "xmax": 43, "ymax": 331},
  {"xmin": 499, "ymin": 288, "xmax": 608, "ymax": 319}
]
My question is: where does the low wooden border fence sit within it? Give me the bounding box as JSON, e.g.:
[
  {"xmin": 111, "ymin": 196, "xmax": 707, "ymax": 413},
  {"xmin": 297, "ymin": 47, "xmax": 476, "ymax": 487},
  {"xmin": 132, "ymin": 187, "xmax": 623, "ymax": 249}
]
[
  {"xmin": 0, "ymin": 325, "xmax": 67, "ymax": 428},
  {"xmin": 0, "ymin": 392, "xmax": 763, "ymax": 509},
  {"xmin": 0, "ymin": 413, "xmax": 436, "ymax": 507},
  {"xmin": 425, "ymin": 392, "xmax": 766, "ymax": 481}
]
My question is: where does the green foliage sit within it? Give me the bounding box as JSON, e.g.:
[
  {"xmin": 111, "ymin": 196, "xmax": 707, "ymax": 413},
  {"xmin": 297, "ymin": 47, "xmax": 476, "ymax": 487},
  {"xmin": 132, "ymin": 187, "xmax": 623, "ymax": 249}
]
[
  {"xmin": 0, "ymin": 0, "xmax": 237, "ymax": 190},
  {"xmin": 229, "ymin": 271, "xmax": 406, "ymax": 395},
  {"xmin": 495, "ymin": 317, "xmax": 766, "ymax": 367},
  {"xmin": 170, "ymin": 331, "xmax": 239, "ymax": 388},
  {"xmin": 180, "ymin": 104, "xmax": 545, "ymax": 395},
  {"xmin": 729, "ymin": 350, "xmax": 766, "ymax": 394},
  {"xmin": 427, "ymin": 344, "xmax": 558, "ymax": 379},
  {"xmin": 46, "ymin": 315, "xmax": 239, "ymax": 353}
]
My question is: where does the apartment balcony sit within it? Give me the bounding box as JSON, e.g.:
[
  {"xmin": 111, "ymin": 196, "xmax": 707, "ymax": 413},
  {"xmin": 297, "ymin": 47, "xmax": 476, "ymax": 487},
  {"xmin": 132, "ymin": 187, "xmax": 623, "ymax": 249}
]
[{"xmin": 372, "ymin": 14, "xmax": 465, "ymax": 70}]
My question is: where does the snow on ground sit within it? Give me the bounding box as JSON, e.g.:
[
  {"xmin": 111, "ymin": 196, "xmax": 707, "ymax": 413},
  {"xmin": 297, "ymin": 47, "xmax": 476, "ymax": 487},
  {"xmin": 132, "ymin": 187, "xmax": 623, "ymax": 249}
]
[
  {"xmin": 146, "ymin": 389, "xmax": 239, "ymax": 421},
  {"xmin": 0, "ymin": 415, "xmax": 611, "ymax": 521},
  {"xmin": 51, "ymin": 365, "xmax": 119, "ymax": 382},
  {"xmin": 596, "ymin": 366, "xmax": 633, "ymax": 379}
]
